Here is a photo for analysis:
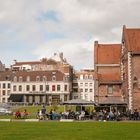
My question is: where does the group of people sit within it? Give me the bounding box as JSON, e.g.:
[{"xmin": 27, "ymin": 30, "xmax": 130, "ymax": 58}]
[
  {"xmin": 35, "ymin": 108, "xmax": 140, "ymax": 121},
  {"xmin": 36, "ymin": 107, "xmax": 61, "ymax": 120},
  {"xmin": 14, "ymin": 106, "xmax": 140, "ymax": 121},
  {"xmin": 15, "ymin": 109, "xmax": 29, "ymax": 119},
  {"xmin": 90, "ymin": 108, "xmax": 140, "ymax": 121}
]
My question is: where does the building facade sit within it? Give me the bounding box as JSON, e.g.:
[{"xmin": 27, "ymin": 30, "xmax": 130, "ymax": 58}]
[
  {"xmin": 94, "ymin": 41, "xmax": 126, "ymax": 108},
  {"xmin": 0, "ymin": 71, "xmax": 11, "ymax": 103},
  {"xmin": 121, "ymin": 25, "xmax": 140, "ymax": 110},
  {"xmin": 0, "ymin": 53, "xmax": 73, "ymax": 104},
  {"xmin": 72, "ymin": 69, "xmax": 95, "ymax": 101}
]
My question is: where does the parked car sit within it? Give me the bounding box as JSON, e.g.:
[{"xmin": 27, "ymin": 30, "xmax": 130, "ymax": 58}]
[{"xmin": 0, "ymin": 107, "xmax": 12, "ymax": 115}]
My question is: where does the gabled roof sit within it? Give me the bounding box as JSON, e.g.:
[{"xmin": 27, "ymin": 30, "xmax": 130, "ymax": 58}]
[
  {"xmin": 94, "ymin": 41, "xmax": 121, "ymax": 64},
  {"xmin": 13, "ymin": 61, "xmax": 41, "ymax": 66},
  {"xmin": 123, "ymin": 25, "xmax": 140, "ymax": 52},
  {"xmin": 63, "ymin": 99, "xmax": 96, "ymax": 105}
]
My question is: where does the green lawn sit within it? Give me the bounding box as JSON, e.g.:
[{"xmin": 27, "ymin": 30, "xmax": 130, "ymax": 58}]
[{"xmin": 0, "ymin": 122, "xmax": 140, "ymax": 140}]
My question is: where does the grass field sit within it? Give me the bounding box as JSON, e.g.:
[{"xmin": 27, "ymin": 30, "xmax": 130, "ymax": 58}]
[{"xmin": 0, "ymin": 122, "xmax": 140, "ymax": 140}]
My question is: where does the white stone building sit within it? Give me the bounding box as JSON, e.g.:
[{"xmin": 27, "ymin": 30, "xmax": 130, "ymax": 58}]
[{"xmin": 72, "ymin": 69, "xmax": 95, "ymax": 101}]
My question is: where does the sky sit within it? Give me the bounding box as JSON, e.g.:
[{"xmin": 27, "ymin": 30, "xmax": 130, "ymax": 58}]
[{"xmin": 0, "ymin": 0, "xmax": 140, "ymax": 70}]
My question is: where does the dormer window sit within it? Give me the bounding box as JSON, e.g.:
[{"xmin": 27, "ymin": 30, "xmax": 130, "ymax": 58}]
[
  {"xmin": 36, "ymin": 76, "xmax": 40, "ymax": 81},
  {"xmin": 19, "ymin": 76, "xmax": 23, "ymax": 82},
  {"xmin": 52, "ymin": 75, "xmax": 56, "ymax": 81},
  {"xmin": 26, "ymin": 76, "xmax": 30, "ymax": 82},
  {"xmin": 85, "ymin": 75, "xmax": 88, "ymax": 79},
  {"xmin": 43, "ymin": 76, "xmax": 47, "ymax": 81},
  {"xmin": 14, "ymin": 76, "xmax": 17, "ymax": 82}
]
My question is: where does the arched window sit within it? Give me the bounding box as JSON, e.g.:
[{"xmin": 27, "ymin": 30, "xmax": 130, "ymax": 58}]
[
  {"xmin": 84, "ymin": 75, "xmax": 88, "ymax": 79},
  {"xmin": 19, "ymin": 76, "xmax": 23, "ymax": 82},
  {"xmin": 36, "ymin": 76, "xmax": 40, "ymax": 81},
  {"xmin": 52, "ymin": 75, "xmax": 56, "ymax": 81},
  {"xmin": 43, "ymin": 76, "xmax": 47, "ymax": 81},
  {"xmin": 14, "ymin": 76, "xmax": 17, "ymax": 82}
]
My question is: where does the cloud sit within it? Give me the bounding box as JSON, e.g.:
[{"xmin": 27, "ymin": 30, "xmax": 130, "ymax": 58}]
[
  {"xmin": 33, "ymin": 38, "xmax": 94, "ymax": 70},
  {"xmin": 0, "ymin": 0, "xmax": 140, "ymax": 69}
]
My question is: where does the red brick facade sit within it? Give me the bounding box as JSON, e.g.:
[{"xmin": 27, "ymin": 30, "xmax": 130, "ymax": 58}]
[
  {"xmin": 121, "ymin": 25, "xmax": 140, "ymax": 110},
  {"xmin": 95, "ymin": 25, "xmax": 140, "ymax": 110},
  {"xmin": 94, "ymin": 41, "xmax": 124, "ymax": 106}
]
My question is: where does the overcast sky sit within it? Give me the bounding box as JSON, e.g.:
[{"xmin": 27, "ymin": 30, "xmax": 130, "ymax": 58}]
[{"xmin": 0, "ymin": 0, "xmax": 140, "ymax": 70}]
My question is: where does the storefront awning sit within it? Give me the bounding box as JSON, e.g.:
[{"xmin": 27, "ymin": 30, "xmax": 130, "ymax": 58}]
[
  {"xmin": 62, "ymin": 99, "xmax": 96, "ymax": 105},
  {"xmin": 8, "ymin": 94, "xmax": 24, "ymax": 102}
]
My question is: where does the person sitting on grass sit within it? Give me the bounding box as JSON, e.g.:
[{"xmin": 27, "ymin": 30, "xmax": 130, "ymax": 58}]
[
  {"xmin": 23, "ymin": 109, "xmax": 29, "ymax": 119},
  {"xmin": 15, "ymin": 110, "xmax": 21, "ymax": 119}
]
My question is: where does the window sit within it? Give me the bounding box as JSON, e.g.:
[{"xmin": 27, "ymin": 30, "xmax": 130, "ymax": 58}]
[
  {"xmin": 64, "ymin": 76, "xmax": 68, "ymax": 81},
  {"xmin": 73, "ymin": 83, "xmax": 78, "ymax": 87},
  {"xmin": 2, "ymin": 98, "xmax": 5, "ymax": 103},
  {"xmin": 80, "ymin": 83, "xmax": 83, "ymax": 86},
  {"xmin": 3, "ymin": 83, "xmax": 6, "ymax": 88},
  {"xmin": 32, "ymin": 85, "xmax": 36, "ymax": 91},
  {"xmin": 80, "ymin": 75, "xmax": 83, "ymax": 80},
  {"xmin": 52, "ymin": 75, "xmax": 56, "ymax": 81},
  {"xmin": 90, "ymin": 89, "xmax": 93, "ymax": 92},
  {"xmin": 14, "ymin": 76, "xmax": 17, "ymax": 82},
  {"xmin": 13, "ymin": 85, "xmax": 16, "ymax": 91},
  {"xmin": 26, "ymin": 85, "xmax": 30, "ymax": 91},
  {"xmin": 40, "ymin": 85, "xmax": 43, "ymax": 91},
  {"xmin": 85, "ymin": 89, "xmax": 88, "ymax": 92},
  {"xmin": 57, "ymin": 85, "xmax": 61, "ymax": 91},
  {"xmin": 85, "ymin": 94, "xmax": 88, "ymax": 100},
  {"xmin": 85, "ymin": 83, "xmax": 88, "ymax": 86},
  {"xmin": 64, "ymin": 85, "xmax": 68, "ymax": 91},
  {"xmin": 43, "ymin": 76, "xmax": 47, "ymax": 81},
  {"xmin": 89, "ymin": 83, "xmax": 93, "ymax": 86},
  {"xmin": 108, "ymin": 85, "xmax": 113, "ymax": 94},
  {"xmin": 80, "ymin": 88, "xmax": 83, "ymax": 92},
  {"xmin": 36, "ymin": 76, "xmax": 40, "ymax": 81},
  {"xmin": 8, "ymin": 83, "xmax": 10, "ymax": 88},
  {"xmin": 73, "ymin": 88, "xmax": 78, "ymax": 92},
  {"xmin": 52, "ymin": 85, "xmax": 55, "ymax": 91},
  {"xmin": 46, "ymin": 85, "xmax": 49, "ymax": 91},
  {"xmin": 5, "ymin": 76, "xmax": 10, "ymax": 80},
  {"xmin": 7, "ymin": 90, "xmax": 10, "ymax": 95},
  {"xmin": 2, "ymin": 90, "xmax": 5, "ymax": 95},
  {"xmin": 84, "ymin": 75, "xmax": 88, "ymax": 79},
  {"xmin": 19, "ymin": 76, "xmax": 23, "ymax": 82},
  {"xmin": 26, "ymin": 76, "xmax": 30, "ymax": 82},
  {"xmin": 19, "ymin": 85, "xmax": 22, "ymax": 91}
]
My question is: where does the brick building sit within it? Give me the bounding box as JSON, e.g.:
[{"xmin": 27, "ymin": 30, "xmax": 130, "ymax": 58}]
[
  {"xmin": 0, "ymin": 53, "xmax": 73, "ymax": 104},
  {"xmin": 121, "ymin": 25, "xmax": 140, "ymax": 110},
  {"xmin": 94, "ymin": 41, "xmax": 126, "ymax": 109}
]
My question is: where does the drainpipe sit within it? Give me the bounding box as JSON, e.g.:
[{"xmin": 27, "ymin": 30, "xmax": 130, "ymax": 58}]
[{"xmin": 128, "ymin": 52, "xmax": 132, "ymax": 110}]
